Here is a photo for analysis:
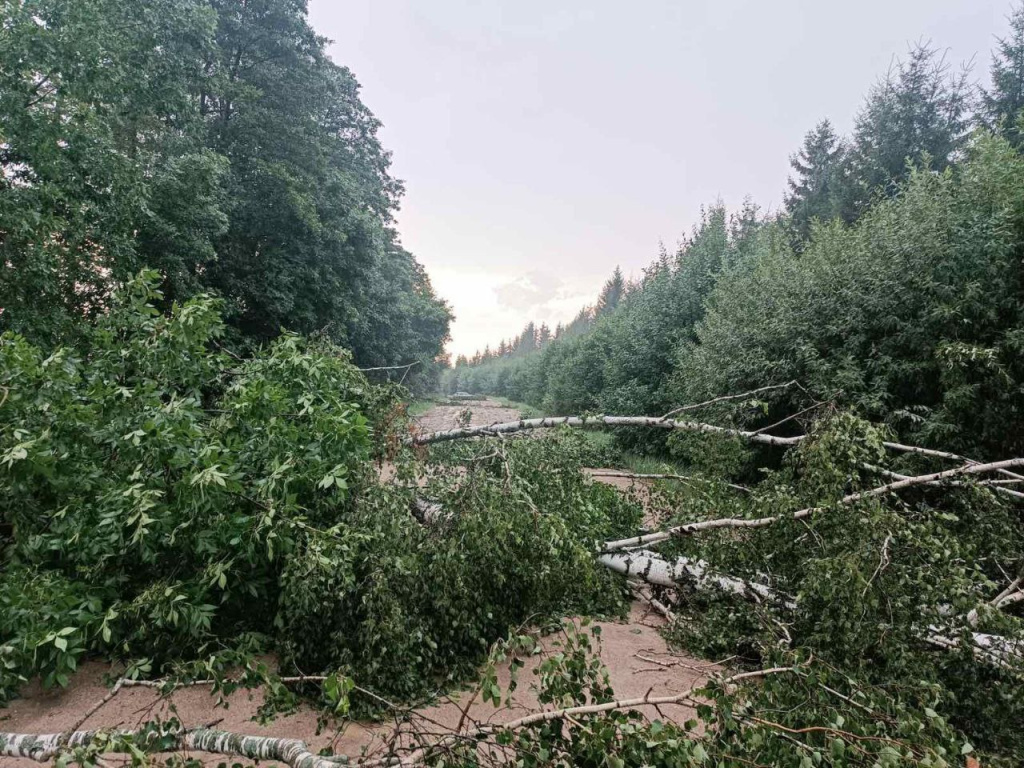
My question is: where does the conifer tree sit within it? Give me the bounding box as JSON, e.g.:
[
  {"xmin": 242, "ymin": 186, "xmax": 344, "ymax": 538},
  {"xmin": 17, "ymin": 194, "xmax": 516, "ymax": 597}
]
[
  {"xmin": 985, "ymin": 2, "xmax": 1024, "ymax": 148},
  {"xmin": 849, "ymin": 43, "xmax": 971, "ymax": 208},
  {"xmin": 596, "ymin": 266, "xmax": 625, "ymax": 316},
  {"xmin": 785, "ymin": 120, "xmax": 851, "ymax": 242}
]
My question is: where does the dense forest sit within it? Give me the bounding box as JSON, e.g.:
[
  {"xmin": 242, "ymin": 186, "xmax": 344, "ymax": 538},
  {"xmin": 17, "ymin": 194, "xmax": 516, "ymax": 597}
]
[
  {"xmin": 0, "ymin": 0, "xmax": 452, "ymax": 388},
  {"xmin": 444, "ymin": 24, "xmax": 1024, "ymax": 460},
  {"xmin": 3, "ymin": 2, "xmax": 1024, "ymax": 767}
]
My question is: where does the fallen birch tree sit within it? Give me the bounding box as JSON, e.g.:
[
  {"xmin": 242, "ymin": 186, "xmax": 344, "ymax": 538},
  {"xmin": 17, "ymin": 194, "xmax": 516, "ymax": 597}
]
[
  {"xmin": 411, "ymin": 415, "xmax": 803, "ymax": 447},
  {"xmin": 597, "ymin": 549, "xmax": 792, "ymax": 607},
  {"xmin": 413, "ymin": 412, "xmax": 1024, "ymax": 501},
  {"xmin": 600, "ymin": 457, "xmax": 1024, "ymax": 552},
  {"xmin": 0, "ymin": 727, "xmax": 347, "ymax": 767},
  {"xmin": 598, "ymin": 548, "xmax": 1022, "ymax": 669}
]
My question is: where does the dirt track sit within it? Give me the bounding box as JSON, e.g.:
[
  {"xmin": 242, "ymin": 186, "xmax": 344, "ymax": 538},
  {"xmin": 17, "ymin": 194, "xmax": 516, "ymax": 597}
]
[
  {"xmin": 413, "ymin": 398, "xmax": 523, "ymax": 434},
  {"xmin": 0, "ymin": 400, "xmax": 711, "ymax": 766}
]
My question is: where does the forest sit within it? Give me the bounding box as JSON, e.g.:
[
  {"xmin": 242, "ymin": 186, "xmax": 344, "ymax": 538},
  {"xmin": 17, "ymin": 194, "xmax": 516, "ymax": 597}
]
[{"xmin": 3, "ymin": 1, "xmax": 1024, "ymax": 767}]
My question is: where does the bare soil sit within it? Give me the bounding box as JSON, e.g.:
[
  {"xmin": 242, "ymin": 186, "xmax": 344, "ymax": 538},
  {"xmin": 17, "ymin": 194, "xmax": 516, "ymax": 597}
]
[
  {"xmin": 413, "ymin": 398, "xmax": 524, "ymax": 435},
  {"xmin": 1, "ymin": 401, "xmax": 712, "ymax": 766}
]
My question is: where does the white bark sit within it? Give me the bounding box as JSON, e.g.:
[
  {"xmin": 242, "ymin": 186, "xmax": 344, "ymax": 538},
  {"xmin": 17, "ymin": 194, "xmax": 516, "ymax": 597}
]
[
  {"xmin": 601, "ymin": 458, "xmax": 1024, "ymax": 552},
  {"xmin": 864, "ymin": 465, "xmax": 1024, "ymax": 500},
  {"xmin": 598, "ymin": 549, "xmax": 794, "ymax": 608},
  {"xmin": 598, "ymin": 553, "xmax": 1022, "ymax": 670},
  {"xmin": 0, "ymin": 727, "xmax": 346, "ymax": 766},
  {"xmin": 411, "ymin": 415, "xmax": 803, "ymax": 447}
]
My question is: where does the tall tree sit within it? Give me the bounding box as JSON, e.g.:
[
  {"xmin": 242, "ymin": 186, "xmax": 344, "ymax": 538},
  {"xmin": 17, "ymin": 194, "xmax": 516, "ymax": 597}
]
[
  {"xmin": 538, "ymin": 323, "xmax": 552, "ymax": 347},
  {"xmin": 0, "ymin": 0, "xmax": 451, "ymax": 370},
  {"xmin": 0, "ymin": 0, "xmax": 220, "ymax": 343},
  {"xmin": 596, "ymin": 266, "xmax": 625, "ymax": 316},
  {"xmin": 785, "ymin": 120, "xmax": 851, "ymax": 242},
  {"xmin": 984, "ymin": 1, "xmax": 1024, "ymax": 148},
  {"xmin": 849, "ymin": 43, "xmax": 972, "ymax": 209}
]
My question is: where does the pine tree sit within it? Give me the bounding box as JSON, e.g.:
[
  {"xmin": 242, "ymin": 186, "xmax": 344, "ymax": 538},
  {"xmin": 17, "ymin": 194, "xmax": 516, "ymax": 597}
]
[
  {"xmin": 785, "ymin": 120, "xmax": 850, "ymax": 243},
  {"xmin": 596, "ymin": 266, "xmax": 625, "ymax": 316},
  {"xmin": 518, "ymin": 322, "xmax": 537, "ymax": 355},
  {"xmin": 985, "ymin": 2, "xmax": 1024, "ymax": 148},
  {"xmin": 538, "ymin": 323, "xmax": 551, "ymax": 347},
  {"xmin": 849, "ymin": 43, "xmax": 971, "ymax": 209}
]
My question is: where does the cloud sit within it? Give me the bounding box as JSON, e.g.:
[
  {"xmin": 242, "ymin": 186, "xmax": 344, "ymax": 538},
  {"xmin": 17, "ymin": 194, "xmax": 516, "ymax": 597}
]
[
  {"xmin": 493, "ymin": 270, "xmax": 568, "ymax": 314},
  {"xmin": 427, "ymin": 265, "xmax": 605, "ymax": 357}
]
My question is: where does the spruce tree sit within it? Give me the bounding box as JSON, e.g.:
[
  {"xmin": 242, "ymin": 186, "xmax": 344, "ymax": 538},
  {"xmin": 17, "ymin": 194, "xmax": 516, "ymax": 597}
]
[
  {"xmin": 985, "ymin": 2, "xmax": 1024, "ymax": 148},
  {"xmin": 848, "ymin": 43, "xmax": 971, "ymax": 210},
  {"xmin": 785, "ymin": 120, "xmax": 850, "ymax": 243},
  {"xmin": 596, "ymin": 266, "xmax": 625, "ymax": 316}
]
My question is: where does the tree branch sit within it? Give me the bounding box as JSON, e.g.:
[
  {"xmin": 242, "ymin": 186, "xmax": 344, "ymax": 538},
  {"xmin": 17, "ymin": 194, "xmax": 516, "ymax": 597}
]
[
  {"xmin": 410, "ymin": 415, "xmax": 804, "ymax": 448},
  {"xmin": 600, "ymin": 458, "xmax": 1024, "ymax": 552},
  {"xmin": 660, "ymin": 381, "xmax": 802, "ymax": 420}
]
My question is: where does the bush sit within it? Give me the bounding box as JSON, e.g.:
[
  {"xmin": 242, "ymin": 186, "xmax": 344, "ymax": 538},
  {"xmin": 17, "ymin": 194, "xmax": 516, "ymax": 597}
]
[{"xmin": 0, "ymin": 274, "xmax": 643, "ymax": 707}]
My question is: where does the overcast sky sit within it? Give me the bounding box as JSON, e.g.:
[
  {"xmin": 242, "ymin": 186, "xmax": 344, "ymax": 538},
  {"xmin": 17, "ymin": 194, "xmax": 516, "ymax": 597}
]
[{"xmin": 308, "ymin": 0, "xmax": 1012, "ymax": 358}]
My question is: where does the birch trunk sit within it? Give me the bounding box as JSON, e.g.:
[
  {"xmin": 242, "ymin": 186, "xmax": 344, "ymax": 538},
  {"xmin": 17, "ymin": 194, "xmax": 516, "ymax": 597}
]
[
  {"xmin": 601, "ymin": 458, "xmax": 1024, "ymax": 552},
  {"xmin": 0, "ymin": 727, "xmax": 346, "ymax": 767},
  {"xmin": 411, "ymin": 415, "xmax": 803, "ymax": 447}
]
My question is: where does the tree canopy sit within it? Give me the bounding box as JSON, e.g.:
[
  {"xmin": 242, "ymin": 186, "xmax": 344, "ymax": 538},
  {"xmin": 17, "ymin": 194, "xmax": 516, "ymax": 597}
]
[{"xmin": 0, "ymin": 0, "xmax": 450, "ymax": 379}]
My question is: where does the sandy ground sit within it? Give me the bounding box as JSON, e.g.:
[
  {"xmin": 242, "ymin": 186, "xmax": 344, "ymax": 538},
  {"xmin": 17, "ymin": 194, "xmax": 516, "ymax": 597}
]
[
  {"xmin": 1, "ymin": 401, "xmax": 708, "ymax": 766},
  {"xmin": 413, "ymin": 398, "xmax": 525, "ymax": 435},
  {"xmin": 1, "ymin": 606, "xmax": 713, "ymax": 766}
]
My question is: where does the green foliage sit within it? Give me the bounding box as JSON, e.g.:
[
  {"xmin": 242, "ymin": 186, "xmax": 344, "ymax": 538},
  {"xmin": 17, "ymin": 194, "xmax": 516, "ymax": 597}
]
[
  {"xmin": 675, "ymin": 132, "xmax": 1024, "ymax": 458},
  {"xmin": 477, "ymin": 623, "xmax": 969, "ymax": 768},
  {"xmin": 0, "ymin": 272, "xmax": 382, "ymax": 697},
  {"xmin": 0, "ymin": 275, "xmax": 643, "ymax": 711},
  {"xmin": 279, "ymin": 430, "xmax": 642, "ymax": 701},
  {"xmin": 661, "ymin": 415, "xmax": 1024, "ymax": 761},
  {"xmin": 0, "ymin": 0, "xmax": 451, "ymax": 377}
]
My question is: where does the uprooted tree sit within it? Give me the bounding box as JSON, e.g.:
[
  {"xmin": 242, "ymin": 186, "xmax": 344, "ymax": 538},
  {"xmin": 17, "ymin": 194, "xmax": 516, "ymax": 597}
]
[{"xmin": 2, "ymin": 275, "xmax": 1023, "ymax": 766}]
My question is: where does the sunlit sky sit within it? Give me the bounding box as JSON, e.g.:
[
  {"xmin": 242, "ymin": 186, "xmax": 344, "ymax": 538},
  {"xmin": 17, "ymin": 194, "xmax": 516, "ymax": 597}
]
[{"xmin": 309, "ymin": 0, "xmax": 1011, "ymax": 358}]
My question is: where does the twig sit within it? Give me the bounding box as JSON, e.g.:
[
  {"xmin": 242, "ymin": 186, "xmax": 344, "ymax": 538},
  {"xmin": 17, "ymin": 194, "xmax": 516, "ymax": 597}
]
[
  {"xmin": 359, "ymin": 361, "xmax": 421, "ymax": 373},
  {"xmin": 660, "ymin": 381, "xmax": 801, "ymax": 420},
  {"xmin": 750, "ymin": 394, "xmax": 837, "ymax": 436},
  {"xmin": 63, "ymin": 679, "xmax": 125, "ymax": 738},
  {"xmin": 488, "ymin": 664, "xmax": 798, "ymax": 731},
  {"xmin": 862, "ymin": 532, "xmax": 893, "ymax": 598}
]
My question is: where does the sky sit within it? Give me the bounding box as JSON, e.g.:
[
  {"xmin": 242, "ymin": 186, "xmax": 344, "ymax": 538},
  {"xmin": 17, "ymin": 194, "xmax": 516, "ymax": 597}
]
[{"xmin": 308, "ymin": 0, "xmax": 1013, "ymax": 358}]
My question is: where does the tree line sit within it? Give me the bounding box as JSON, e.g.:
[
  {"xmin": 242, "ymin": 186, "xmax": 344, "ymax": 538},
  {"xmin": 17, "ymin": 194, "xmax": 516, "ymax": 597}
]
[
  {"xmin": 0, "ymin": 0, "xmax": 452, "ymax": 388},
  {"xmin": 444, "ymin": 11, "xmax": 1024, "ymax": 460},
  {"xmin": 452, "ymin": 269, "xmax": 626, "ymax": 369}
]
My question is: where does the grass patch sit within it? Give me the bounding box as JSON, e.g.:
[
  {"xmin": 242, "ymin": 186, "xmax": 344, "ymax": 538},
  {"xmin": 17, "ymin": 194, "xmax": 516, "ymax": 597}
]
[
  {"xmin": 492, "ymin": 397, "xmax": 541, "ymax": 419},
  {"xmin": 407, "ymin": 399, "xmax": 437, "ymax": 417},
  {"xmin": 618, "ymin": 452, "xmax": 689, "ymax": 475}
]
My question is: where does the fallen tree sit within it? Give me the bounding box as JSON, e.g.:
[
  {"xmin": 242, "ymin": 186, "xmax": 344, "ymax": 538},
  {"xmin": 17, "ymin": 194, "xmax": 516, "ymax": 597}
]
[
  {"xmin": 597, "ymin": 549, "xmax": 791, "ymax": 606},
  {"xmin": 411, "ymin": 415, "xmax": 803, "ymax": 447},
  {"xmin": 601, "ymin": 457, "xmax": 1024, "ymax": 552},
  {"xmin": 414, "ymin": 411, "xmax": 1024, "ymax": 502},
  {"xmin": 0, "ymin": 727, "xmax": 345, "ymax": 767}
]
